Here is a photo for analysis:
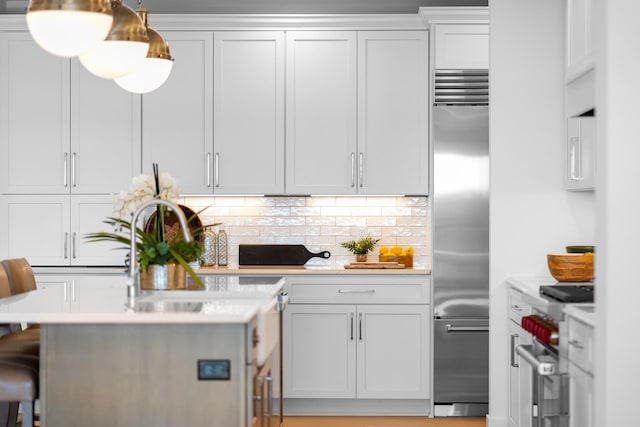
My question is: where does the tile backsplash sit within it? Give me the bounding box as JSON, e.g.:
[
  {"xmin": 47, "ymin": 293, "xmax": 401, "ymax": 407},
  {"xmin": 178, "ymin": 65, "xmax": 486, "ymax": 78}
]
[{"xmin": 180, "ymin": 196, "xmax": 430, "ymax": 269}]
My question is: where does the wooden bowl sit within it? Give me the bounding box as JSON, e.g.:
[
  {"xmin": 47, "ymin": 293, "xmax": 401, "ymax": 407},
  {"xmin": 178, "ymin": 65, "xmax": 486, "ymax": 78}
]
[{"xmin": 547, "ymin": 253, "xmax": 594, "ymax": 282}]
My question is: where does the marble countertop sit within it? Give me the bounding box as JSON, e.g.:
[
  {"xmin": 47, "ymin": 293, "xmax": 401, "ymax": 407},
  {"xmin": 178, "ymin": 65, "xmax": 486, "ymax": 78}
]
[
  {"xmin": 32, "ymin": 266, "xmax": 431, "ymax": 276},
  {"xmin": 0, "ymin": 275, "xmax": 285, "ymax": 324}
]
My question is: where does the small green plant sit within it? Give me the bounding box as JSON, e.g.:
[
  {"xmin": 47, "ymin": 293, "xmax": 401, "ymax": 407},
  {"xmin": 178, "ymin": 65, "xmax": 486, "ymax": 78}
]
[{"xmin": 340, "ymin": 236, "xmax": 380, "ymax": 255}]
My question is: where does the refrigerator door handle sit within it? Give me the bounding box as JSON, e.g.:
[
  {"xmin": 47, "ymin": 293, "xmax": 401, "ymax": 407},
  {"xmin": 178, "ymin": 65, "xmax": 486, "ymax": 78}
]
[{"xmin": 445, "ymin": 324, "xmax": 489, "ymax": 332}]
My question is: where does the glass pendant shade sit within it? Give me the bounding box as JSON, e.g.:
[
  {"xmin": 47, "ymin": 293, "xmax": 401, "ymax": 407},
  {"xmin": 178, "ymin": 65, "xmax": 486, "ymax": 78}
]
[
  {"xmin": 79, "ymin": 0, "xmax": 149, "ymax": 79},
  {"xmin": 115, "ymin": 16, "xmax": 174, "ymax": 94},
  {"xmin": 26, "ymin": 0, "xmax": 113, "ymax": 58}
]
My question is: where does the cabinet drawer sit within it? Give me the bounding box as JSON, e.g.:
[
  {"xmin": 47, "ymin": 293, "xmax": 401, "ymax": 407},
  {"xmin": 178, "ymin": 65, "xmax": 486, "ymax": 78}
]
[
  {"xmin": 285, "ymin": 275, "xmax": 430, "ymax": 304},
  {"xmin": 567, "ymin": 316, "xmax": 594, "ymax": 374},
  {"xmin": 508, "ymin": 288, "xmax": 531, "ymax": 323}
]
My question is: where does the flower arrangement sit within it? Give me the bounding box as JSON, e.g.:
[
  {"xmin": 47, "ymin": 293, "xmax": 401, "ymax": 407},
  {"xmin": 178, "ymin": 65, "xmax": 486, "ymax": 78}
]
[{"xmin": 86, "ymin": 165, "xmax": 204, "ymax": 287}]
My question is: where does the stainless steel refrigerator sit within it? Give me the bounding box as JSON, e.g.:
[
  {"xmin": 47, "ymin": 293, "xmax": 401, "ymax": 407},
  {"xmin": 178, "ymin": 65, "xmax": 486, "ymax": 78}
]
[{"xmin": 432, "ymin": 70, "xmax": 489, "ymax": 416}]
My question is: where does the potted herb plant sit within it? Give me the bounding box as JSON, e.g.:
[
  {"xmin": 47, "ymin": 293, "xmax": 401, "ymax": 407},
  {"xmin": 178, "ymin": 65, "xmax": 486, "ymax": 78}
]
[{"xmin": 340, "ymin": 236, "xmax": 380, "ymax": 262}]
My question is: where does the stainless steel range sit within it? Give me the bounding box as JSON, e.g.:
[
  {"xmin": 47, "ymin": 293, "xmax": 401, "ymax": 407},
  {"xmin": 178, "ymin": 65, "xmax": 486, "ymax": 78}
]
[{"xmin": 512, "ymin": 280, "xmax": 594, "ymax": 427}]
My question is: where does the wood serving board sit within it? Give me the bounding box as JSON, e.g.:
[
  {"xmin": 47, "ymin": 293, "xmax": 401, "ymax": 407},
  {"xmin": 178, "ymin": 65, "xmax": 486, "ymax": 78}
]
[{"xmin": 344, "ymin": 262, "xmax": 405, "ymax": 269}]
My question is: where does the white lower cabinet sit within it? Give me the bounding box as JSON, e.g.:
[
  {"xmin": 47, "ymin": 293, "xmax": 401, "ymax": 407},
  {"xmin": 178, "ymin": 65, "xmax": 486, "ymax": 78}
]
[
  {"xmin": 283, "ymin": 275, "xmax": 430, "ymax": 412},
  {"xmin": 508, "ymin": 288, "xmax": 533, "ymax": 427},
  {"xmin": 508, "ymin": 319, "xmax": 533, "ymax": 427},
  {"xmin": 0, "ymin": 195, "xmax": 125, "ymax": 266},
  {"xmin": 565, "ymin": 308, "xmax": 595, "ymax": 427}
]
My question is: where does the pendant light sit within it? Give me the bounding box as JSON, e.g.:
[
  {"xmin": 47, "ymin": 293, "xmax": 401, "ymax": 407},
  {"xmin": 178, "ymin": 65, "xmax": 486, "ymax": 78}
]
[
  {"xmin": 114, "ymin": 7, "xmax": 174, "ymax": 94},
  {"xmin": 26, "ymin": 0, "xmax": 114, "ymax": 58},
  {"xmin": 79, "ymin": 0, "xmax": 149, "ymax": 79}
]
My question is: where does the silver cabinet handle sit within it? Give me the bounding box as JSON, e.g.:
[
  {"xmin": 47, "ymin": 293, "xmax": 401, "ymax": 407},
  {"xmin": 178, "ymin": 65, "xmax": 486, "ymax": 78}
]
[
  {"xmin": 359, "ymin": 312, "xmax": 363, "ymax": 340},
  {"xmin": 510, "ymin": 333, "xmax": 519, "ymax": 368},
  {"xmin": 446, "ymin": 324, "xmax": 489, "ymax": 332},
  {"xmin": 568, "ymin": 339, "xmax": 584, "ymax": 349},
  {"xmin": 570, "ymin": 136, "xmax": 582, "ymax": 180},
  {"xmin": 338, "ymin": 289, "xmax": 375, "ymax": 294},
  {"xmin": 350, "ymin": 312, "xmax": 354, "ymax": 340},
  {"xmin": 214, "ymin": 152, "xmax": 220, "ymax": 188},
  {"xmin": 71, "ymin": 152, "xmax": 77, "ymax": 187},
  {"xmin": 350, "ymin": 152, "xmax": 356, "ymax": 187},
  {"xmin": 64, "ymin": 231, "xmax": 68, "ymax": 259},
  {"xmin": 72, "ymin": 232, "xmax": 77, "ymax": 259},
  {"xmin": 63, "ymin": 152, "xmax": 68, "ymax": 187},
  {"xmin": 511, "ymin": 305, "xmax": 523, "ymax": 312},
  {"xmin": 358, "ymin": 152, "xmax": 364, "ymax": 188},
  {"xmin": 206, "ymin": 152, "xmax": 211, "ymax": 187},
  {"xmin": 516, "ymin": 344, "xmax": 557, "ymax": 376},
  {"xmin": 71, "ymin": 280, "xmax": 76, "ymax": 302},
  {"xmin": 263, "ymin": 375, "xmax": 273, "ymax": 418},
  {"xmin": 63, "ymin": 280, "xmax": 69, "ymax": 301}
]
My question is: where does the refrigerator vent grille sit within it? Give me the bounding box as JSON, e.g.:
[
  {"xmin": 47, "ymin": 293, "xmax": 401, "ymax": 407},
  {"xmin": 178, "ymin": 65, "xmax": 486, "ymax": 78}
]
[{"xmin": 434, "ymin": 69, "xmax": 489, "ymax": 105}]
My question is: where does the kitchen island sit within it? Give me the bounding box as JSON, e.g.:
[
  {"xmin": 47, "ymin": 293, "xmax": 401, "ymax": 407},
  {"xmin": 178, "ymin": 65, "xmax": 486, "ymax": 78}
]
[{"xmin": 0, "ymin": 275, "xmax": 285, "ymax": 427}]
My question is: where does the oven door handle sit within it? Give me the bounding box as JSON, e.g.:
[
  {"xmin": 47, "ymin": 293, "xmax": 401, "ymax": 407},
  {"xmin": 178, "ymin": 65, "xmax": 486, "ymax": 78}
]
[{"xmin": 516, "ymin": 344, "xmax": 557, "ymax": 375}]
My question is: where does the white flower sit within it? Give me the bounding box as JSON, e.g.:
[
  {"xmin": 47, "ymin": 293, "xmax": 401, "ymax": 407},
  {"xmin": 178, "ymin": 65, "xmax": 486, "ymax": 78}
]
[{"xmin": 112, "ymin": 172, "xmax": 180, "ymax": 219}]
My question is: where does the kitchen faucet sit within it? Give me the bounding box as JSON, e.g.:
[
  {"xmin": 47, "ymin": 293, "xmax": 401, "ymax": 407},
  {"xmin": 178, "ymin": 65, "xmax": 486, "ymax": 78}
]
[{"xmin": 126, "ymin": 199, "xmax": 194, "ymax": 298}]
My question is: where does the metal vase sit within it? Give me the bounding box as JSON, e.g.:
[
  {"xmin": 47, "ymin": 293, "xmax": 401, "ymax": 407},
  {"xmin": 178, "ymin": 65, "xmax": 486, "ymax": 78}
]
[{"xmin": 139, "ymin": 263, "xmax": 187, "ymax": 290}]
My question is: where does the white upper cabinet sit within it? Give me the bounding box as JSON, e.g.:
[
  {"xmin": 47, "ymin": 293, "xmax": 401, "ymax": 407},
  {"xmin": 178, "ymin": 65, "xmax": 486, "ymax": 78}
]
[
  {"xmin": 0, "ymin": 33, "xmax": 69, "ymax": 194},
  {"xmin": 214, "ymin": 32, "xmax": 285, "ymax": 195},
  {"xmin": 566, "ymin": 0, "xmax": 594, "ymax": 82},
  {"xmin": 565, "ymin": 116, "xmax": 595, "ymax": 191},
  {"xmin": 0, "ymin": 194, "xmax": 123, "ymax": 266},
  {"xmin": 357, "ymin": 31, "xmax": 429, "ymax": 195},
  {"xmin": 71, "ymin": 62, "xmax": 141, "ymax": 194},
  {"xmin": 285, "ymin": 32, "xmax": 358, "ymax": 195},
  {"xmin": 0, "ymin": 32, "xmax": 141, "ymax": 195},
  {"xmin": 434, "ymin": 24, "xmax": 489, "ymax": 70},
  {"xmin": 142, "ymin": 32, "xmax": 214, "ymax": 194},
  {"xmin": 286, "ymin": 31, "xmax": 429, "ymax": 195}
]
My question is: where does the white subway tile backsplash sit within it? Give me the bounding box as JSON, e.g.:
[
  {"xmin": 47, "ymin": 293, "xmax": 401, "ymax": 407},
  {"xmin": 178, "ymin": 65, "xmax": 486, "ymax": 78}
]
[{"xmin": 184, "ymin": 196, "xmax": 430, "ymax": 269}]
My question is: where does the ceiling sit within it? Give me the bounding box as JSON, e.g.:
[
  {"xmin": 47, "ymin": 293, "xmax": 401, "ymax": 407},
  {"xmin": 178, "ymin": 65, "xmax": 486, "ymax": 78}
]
[{"xmin": 3, "ymin": 0, "xmax": 487, "ymax": 15}]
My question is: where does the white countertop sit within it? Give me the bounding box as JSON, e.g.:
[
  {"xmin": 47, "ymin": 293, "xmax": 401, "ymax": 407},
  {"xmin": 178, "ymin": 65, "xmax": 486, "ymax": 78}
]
[
  {"xmin": 564, "ymin": 303, "xmax": 596, "ymax": 327},
  {"xmin": 0, "ymin": 275, "xmax": 285, "ymax": 324}
]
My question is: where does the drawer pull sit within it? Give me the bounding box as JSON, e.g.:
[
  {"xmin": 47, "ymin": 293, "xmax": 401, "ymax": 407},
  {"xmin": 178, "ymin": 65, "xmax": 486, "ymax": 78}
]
[
  {"xmin": 568, "ymin": 339, "xmax": 584, "ymax": 349},
  {"xmin": 338, "ymin": 289, "xmax": 375, "ymax": 294}
]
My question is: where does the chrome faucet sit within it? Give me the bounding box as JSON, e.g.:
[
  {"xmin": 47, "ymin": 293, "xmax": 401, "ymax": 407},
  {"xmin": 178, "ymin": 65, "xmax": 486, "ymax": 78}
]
[{"xmin": 126, "ymin": 199, "xmax": 193, "ymax": 298}]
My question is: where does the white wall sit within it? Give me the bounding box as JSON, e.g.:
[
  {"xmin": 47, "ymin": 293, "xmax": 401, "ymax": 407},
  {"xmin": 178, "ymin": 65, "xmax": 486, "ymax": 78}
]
[
  {"xmin": 488, "ymin": 1, "xmax": 595, "ymax": 425},
  {"xmin": 594, "ymin": 1, "xmax": 640, "ymax": 426}
]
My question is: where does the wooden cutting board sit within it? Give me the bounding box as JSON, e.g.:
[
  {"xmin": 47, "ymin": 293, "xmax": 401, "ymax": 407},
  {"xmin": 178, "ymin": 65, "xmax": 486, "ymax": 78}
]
[{"xmin": 344, "ymin": 262, "xmax": 405, "ymax": 269}]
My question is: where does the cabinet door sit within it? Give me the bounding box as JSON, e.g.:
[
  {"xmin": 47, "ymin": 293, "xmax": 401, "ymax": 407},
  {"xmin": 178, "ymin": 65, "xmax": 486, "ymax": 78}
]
[
  {"xmin": 357, "ymin": 32, "xmax": 429, "ymax": 195},
  {"xmin": 285, "ymin": 32, "xmax": 357, "ymax": 195},
  {"xmin": 283, "ymin": 304, "xmax": 356, "ymax": 398},
  {"xmin": 569, "ymin": 363, "xmax": 594, "ymax": 427},
  {"xmin": 566, "ymin": 0, "xmax": 594, "ymax": 81},
  {"xmin": 142, "ymin": 32, "xmax": 214, "ymax": 193},
  {"xmin": 70, "ymin": 275, "xmax": 126, "ymax": 312},
  {"xmin": 214, "ymin": 32, "xmax": 285, "ymax": 194},
  {"xmin": 70, "ymin": 195, "xmax": 127, "ymax": 266},
  {"xmin": 0, "ymin": 33, "xmax": 70, "ymax": 194},
  {"xmin": 0, "ymin": 195, "xmax": 70, "ymax": 266},
  {"xmin": 434, "ymin": 25, "xmax": 489, "ymax": 70},
  {"xmin": 356, "ymin": 305, "xmax": 429, "ymax": 399},
  {"xmin": 508, "ymin": 320, "xmax": 533, "ymax": 427},
  {"xmin": 70, "ymin": 61, "xmax": 141, "ymax": 193},
  {"xmin": 565, "ymin": 116, "xmax": 595, "ymax": 191}
]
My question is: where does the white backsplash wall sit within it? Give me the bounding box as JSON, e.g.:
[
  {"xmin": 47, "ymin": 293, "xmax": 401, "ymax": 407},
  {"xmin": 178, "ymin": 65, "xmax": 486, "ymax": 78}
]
[{"xmin": 180, "ymin": 196, "xmax": 431, "ymax": 269}]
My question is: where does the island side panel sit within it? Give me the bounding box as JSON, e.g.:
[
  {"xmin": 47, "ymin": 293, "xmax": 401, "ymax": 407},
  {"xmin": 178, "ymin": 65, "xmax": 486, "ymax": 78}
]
[{"xmin": 41, "ymin": 323, "xmax": 250, "ymax": 427}]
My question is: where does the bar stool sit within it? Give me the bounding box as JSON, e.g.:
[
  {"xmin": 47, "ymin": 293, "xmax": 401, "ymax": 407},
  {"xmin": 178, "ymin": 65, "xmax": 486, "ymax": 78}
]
[
  {"xmin": 0, "ymin": 259, "xmax": 40, "ymax": 342},
  {"xmin": 0, "ymin": 263, "xmax": 39, "ymax": 427}
]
